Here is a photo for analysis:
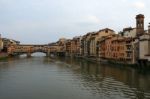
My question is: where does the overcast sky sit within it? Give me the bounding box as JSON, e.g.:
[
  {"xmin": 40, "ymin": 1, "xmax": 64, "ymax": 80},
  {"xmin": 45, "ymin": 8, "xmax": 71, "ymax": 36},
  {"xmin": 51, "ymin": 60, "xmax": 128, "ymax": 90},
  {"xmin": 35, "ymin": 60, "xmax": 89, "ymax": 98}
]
[{"xmin": 0, "ymin": 0, "xmax": 150, "ymax": 44}]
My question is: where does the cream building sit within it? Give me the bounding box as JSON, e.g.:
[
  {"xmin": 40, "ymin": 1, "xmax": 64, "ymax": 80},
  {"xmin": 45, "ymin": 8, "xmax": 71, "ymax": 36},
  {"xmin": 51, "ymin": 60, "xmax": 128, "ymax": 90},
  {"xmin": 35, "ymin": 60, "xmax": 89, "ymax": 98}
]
[
  {"xmin": 119, "ymin": 14, "xmax": 146, "ymax": 64},
  {"xmin": 82, "ymin": 32, "xmax": 94, "ymax": 56},
  {"xmin": 57, "ymin": 38, "xmax": 67, "ymax": 52},
  {"xmin": 139, "ymin": 25, "xmax": 150, "ymax": 62},
  {"xmin": 89, "ymin": 28, "xmax": 115, "ymax": 57},
  {"xmin": 139, "ymin": 34, "xmax": 150, "ymax": 60},
  {"xmin": 122, "ymin": 27, "xmax": 136, "ymax": 38}
]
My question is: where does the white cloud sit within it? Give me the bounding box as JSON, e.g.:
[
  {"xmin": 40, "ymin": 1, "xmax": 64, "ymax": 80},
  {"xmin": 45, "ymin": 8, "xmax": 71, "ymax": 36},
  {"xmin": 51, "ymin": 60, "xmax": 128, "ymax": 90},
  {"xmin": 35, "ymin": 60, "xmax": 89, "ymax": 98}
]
[
  {"xmin": 121, "ymin": 0, "xmax": 127, "ymax": 2},
  {"xmin": 85, "ymin": 15, "xmax": 100, "ymax": 24},
  {"xmin": 133, "ymin": 1, "xmax": 145, "ymax": 9},
  {"xmin": 77, "ymin": 15, "xmax": 101, "ymax": 27},
  {"xmin": 1, "ymin": 0, "xmax": 150, "ymax": 43}
]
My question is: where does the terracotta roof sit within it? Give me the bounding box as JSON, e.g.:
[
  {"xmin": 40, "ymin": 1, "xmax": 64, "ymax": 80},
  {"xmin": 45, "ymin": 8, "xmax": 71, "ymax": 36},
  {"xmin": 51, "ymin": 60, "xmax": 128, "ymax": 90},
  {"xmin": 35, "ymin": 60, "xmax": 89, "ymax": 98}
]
[
  {"xmin": 123, "ymin": 27, "xmax": 134, "ymax": 32},
  {"xmin": 98, "ymin": 28, "xmax": 115, "ymax": 32},
  {"xmin": 136, "ymin": 14, "xmax": 144, "ymax": 18}
]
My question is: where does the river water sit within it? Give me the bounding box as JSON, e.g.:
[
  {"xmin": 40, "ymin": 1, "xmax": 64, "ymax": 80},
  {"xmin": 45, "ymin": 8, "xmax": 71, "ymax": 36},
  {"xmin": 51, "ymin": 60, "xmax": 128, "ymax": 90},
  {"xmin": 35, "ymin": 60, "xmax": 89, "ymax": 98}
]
[{"xmin": 0, "ymin": 53, "xmax": 150, "ymax": 99}]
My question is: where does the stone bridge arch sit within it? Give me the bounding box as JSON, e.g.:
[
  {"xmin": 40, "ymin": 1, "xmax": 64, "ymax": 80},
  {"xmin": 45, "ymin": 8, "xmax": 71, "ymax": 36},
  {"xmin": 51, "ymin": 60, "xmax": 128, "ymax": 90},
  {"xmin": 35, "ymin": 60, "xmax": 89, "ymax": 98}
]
[{"xmin": 8, "ymin": 44, "xmax": 51, "ymax": 57}]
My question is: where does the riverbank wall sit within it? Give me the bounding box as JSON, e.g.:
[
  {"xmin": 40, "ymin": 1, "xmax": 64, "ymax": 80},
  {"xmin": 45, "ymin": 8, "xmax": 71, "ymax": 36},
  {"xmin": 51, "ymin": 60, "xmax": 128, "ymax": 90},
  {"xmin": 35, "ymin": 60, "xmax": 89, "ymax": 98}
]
[{"xmin": 63, "ymin": 55, "xmax": 150, "ymax": 69}]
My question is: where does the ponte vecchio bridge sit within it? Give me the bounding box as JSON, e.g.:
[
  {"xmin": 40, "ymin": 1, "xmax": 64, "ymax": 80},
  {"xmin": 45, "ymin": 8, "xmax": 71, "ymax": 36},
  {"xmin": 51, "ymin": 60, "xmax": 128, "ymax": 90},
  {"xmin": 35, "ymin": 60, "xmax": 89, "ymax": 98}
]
[{"xmin": 8, "ymin": 44, "xmax": 51, "ymax": 57}]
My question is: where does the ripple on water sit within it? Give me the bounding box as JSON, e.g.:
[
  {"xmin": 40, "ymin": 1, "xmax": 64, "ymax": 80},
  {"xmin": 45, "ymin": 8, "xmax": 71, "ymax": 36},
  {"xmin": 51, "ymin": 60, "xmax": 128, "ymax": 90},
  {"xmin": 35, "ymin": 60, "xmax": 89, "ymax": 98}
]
[{"xmin": 0, "ymin": 56, "xmax": 150, "ymax": 99}]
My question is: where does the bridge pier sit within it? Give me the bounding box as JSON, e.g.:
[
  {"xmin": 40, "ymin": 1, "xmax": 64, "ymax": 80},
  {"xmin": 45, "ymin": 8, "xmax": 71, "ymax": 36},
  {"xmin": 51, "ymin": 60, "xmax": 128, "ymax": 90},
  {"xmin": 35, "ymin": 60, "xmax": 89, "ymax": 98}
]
[
  {"xmin": 46, "ymin": 52, "xmax": 50, "ymax": 57},
  {"xmin": 46, "ymin": 49, "xmax": 50, "ymax": 57},
  {"xmin": 27, "ymin": 53, "xmax": 31, "ymax": 57}
]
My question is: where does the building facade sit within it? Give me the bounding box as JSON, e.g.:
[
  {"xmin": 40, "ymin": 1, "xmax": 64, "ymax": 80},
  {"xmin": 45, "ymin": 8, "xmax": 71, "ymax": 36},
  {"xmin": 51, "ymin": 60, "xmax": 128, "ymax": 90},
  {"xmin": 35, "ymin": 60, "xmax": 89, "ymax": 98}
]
[
  {"xmin": 65, "ymin": 39, "xmax": 72, "ymax": 56},
  {"xmin": 139, "ymin": 31, "xmax": 150, "ymax": 62},
  {"xmin": 5, "ymin": 14, "xmax": 150, "ymax": 66},
  {"xmin": 89, "ymin": 28, "xmax": 115, "ymax": 58},
  {"xmin": 121, "ymin": 27, "xmax": 136, "ymax": 38},
  {"xmin": 98, "ymin": 34, "xmax": 135, "ymax": 64},
  {"xmin": 2, "ymin": 38, "xmax": 20, "ymax": 52},
  {"xmin": 0, "ymin": 34, "xmax": 3, "ymax": 51}
]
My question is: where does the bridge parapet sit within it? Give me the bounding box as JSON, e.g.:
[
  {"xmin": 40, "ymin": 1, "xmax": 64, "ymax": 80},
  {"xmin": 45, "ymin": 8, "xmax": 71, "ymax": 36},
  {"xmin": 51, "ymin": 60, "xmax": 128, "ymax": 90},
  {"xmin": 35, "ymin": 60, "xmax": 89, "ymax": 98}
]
[
  {"xmin": 8, "ymin": 44, "xmax": 65, "ymax": 57},
  {"xmin": 8, "ymin": 44, "xmax": 49, "ymax": 56}
]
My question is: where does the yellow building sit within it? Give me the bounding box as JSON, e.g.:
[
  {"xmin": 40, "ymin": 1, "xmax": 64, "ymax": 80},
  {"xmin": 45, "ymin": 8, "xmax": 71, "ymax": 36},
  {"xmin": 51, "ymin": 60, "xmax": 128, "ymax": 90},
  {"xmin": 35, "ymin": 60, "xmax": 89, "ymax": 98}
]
[
  {"xmin": 2, "ymin": 38, "xmax": 20, "ymax": 52},
  {"xmin": 81, "ymin": 28, "xmax": 115, "ymax": 58},
  {"xmin": 71, "ymin": 36, "xmax": 82, "ymax": 56},
  {"xmin": 89, "ymin": 28, "xmax": 115, "ymax": 57},
  {"xmin": 82, "ymin": 32, "xmax": 94, "ymax": 57},
  {"xmin": 57, "ymin": 38, "xmax": 67, "ymax": 53},
  {"xmin": 64, "ymin": 39, "xmax": 71, "ymax": 56},
  {"xmin": 49, "ymin": 43, "xmax": 59, "ymax": 53},
  {"xmin": 0, "ymin": 34, "xmax": 3, "ymax": 51}
]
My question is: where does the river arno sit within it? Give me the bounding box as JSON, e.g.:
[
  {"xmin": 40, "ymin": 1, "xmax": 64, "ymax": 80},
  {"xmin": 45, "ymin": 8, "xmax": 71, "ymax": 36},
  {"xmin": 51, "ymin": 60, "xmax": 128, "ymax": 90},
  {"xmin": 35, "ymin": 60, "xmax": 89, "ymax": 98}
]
[{"xmin": 0, "ymin": 53, "xmax": 150, "ymax": 99}]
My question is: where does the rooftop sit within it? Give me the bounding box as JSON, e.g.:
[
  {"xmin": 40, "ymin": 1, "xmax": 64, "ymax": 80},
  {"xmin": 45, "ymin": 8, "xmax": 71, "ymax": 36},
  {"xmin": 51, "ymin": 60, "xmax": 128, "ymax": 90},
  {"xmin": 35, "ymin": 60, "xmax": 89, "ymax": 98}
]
[{"xmin": 136, "ymin": 14, "xmax": 144, "ymax": 19}]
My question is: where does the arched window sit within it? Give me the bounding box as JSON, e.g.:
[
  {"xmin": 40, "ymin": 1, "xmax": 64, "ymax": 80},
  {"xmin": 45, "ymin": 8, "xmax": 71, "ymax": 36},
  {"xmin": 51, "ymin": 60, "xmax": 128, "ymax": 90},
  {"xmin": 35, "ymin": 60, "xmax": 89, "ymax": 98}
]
[{"xmin": 141, "ymin": 23, "xmax": 143, "ymax": 27}]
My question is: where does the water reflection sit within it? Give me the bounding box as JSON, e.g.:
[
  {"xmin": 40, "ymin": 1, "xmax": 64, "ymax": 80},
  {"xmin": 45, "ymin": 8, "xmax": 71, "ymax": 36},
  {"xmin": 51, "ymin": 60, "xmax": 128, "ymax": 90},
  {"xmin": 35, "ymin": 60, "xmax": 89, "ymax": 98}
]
[
  {"xmin": 53, "ymin": 57, "xmax": 150, "ymax": 99},
  {"xmin": 0, "ymin": 54, "xmax": 150, "ymax": 99}
]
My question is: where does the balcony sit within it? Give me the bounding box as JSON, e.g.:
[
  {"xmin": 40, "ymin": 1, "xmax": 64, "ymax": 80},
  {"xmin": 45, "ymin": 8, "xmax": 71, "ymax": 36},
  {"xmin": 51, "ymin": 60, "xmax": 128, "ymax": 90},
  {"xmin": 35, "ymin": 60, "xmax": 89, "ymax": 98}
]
[
  {"xmin": 125, "ymin": 46, "xmax": 133, "ymax": 52},
  {"xmin": 126, "ymin": 54, "xmax": 132, "ymax": 59},
  {"xmin": 126, "ymin": 49, "xmax": 132, "ymax": 52},
  {"xmin": 126, "ymin": 43, "xmax": 132, "ymax": 46}
]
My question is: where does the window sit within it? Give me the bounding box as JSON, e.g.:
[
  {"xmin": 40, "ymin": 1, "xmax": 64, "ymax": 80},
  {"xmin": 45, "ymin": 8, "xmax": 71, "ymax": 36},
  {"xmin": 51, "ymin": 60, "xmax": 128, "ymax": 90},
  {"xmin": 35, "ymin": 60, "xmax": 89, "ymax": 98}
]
[{"xmin": 105, "ymin": 30, "xmax": 108, "ymax": 33}]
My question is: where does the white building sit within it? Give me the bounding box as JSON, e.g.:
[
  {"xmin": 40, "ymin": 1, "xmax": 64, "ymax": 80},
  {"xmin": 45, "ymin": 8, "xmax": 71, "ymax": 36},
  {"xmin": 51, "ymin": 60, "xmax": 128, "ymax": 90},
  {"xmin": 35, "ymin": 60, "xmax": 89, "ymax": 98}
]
[
  {"xmin": 139, "ymin": 25, "xmax": 150, "ymax": 62},
  {"xmin": 122, "ymin": 27, "xmax": 137, "ymax": 38}
]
